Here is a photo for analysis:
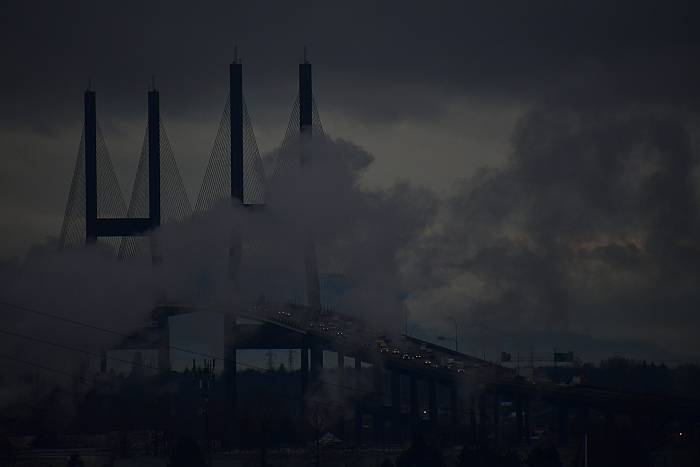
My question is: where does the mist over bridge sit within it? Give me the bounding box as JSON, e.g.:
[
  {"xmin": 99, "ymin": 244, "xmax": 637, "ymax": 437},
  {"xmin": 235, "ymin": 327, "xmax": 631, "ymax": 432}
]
[{"xmin": 53, "ymin": 51, "xmax": 700, "ymax": 449}]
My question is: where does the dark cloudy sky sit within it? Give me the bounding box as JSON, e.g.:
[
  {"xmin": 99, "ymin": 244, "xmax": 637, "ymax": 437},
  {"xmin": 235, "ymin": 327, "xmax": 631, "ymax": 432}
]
[{"xmin": 2, "ymin": 1, "xmax": 700, "ymax": 363}]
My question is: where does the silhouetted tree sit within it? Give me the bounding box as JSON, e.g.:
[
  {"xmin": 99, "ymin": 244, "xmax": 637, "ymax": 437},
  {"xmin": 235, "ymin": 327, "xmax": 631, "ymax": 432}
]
[
  {"xmin": 458, "ymin": 445, "xmax": 522, "ymax": 467},
  {"xmin": 309, "ymin": 403, "xmax": 329, "ymax": 467},
  {"xmin": 525, "ymin": 446, "xmax": 562, "ymax": 467},
  {"xmin": 586, "ymin": 424, "xmax": 652, "ymax": 467},
  {"xmin": 0, "ymin": 435, "xmax": 16, "ymax": 465},
  {"xmin": 395, "ymin": 434, "xmax": 444, "ymax": 467},
  {"xmin": 167, "ymin": 436, "xmax": 205, "ymax": 467},
  {"xmin": 66, "ymin": 452, "xmax": 84, "ymax": 467}
]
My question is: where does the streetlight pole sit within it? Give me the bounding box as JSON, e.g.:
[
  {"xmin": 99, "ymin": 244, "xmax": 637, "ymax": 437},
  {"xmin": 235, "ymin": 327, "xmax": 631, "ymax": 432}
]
[{"xmin": 447, "ymin": 316, "xmax": 459, "ymax": 353}]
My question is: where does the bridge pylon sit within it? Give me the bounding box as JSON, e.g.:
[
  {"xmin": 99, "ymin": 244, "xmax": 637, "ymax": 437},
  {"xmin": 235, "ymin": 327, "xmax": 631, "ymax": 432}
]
[
  {"xmin": 60, "ymin": 83, "xmax": 191, "ymax": 259},
  {"xmin": 299, "ymin": 53, "xmax": 322, "ymax": 312}
]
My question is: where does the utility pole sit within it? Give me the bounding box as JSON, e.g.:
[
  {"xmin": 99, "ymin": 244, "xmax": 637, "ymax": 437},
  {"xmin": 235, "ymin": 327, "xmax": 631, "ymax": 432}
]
[
  {"xmin": 193, "ymin": 359, "xmax": 216, "ymax": 466},
  {"xmin": 445, "ymin": 316, "xmax": 459, "ymax": 352},
  {"xmin": 454, "ymin": 320, "xmax": 459, "ymax": 353},
  {"xmin": 404, "ymin": 302, "xmax": 409, "ymax": 336}
]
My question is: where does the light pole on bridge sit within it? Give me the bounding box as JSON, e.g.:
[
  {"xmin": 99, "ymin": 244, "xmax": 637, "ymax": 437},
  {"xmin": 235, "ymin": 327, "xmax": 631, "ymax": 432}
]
[{"xmin": 437, "ymin": 316, "xmax": 459, "ymax": 352}]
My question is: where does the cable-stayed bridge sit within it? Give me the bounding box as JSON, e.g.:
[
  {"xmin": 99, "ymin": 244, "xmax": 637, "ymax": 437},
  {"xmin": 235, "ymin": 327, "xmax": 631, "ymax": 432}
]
[
  {"xmin": 59, "ymin": 52, "xmax": 329, "ymax": 308},
  {"xmin": 54, "ymin": 53, "xmax": 700, "ymax": 447}
]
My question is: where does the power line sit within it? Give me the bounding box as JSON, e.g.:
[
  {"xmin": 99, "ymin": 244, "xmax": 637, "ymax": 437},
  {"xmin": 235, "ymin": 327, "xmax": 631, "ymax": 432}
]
[
  {"xmin": 0, "ymin": 348, "xmax": 487, "ymax": 423},
  {"xmin": 0, "ymin": 299, "xmax": 511, "ymax": 424},
  {"xmin": 0, "ymin": 352, "xmax": 93, "ymax": 385},
  {"xmin": 0, "ymin": 346, "xmax": 355, "ymax": 415},
  {"xmin": 0, "ymin": 299, "xmax": 373, "ymax": 397},
  {"xmin": 0, "ymin": 327, "xmax": 159, "ymax": 371}
]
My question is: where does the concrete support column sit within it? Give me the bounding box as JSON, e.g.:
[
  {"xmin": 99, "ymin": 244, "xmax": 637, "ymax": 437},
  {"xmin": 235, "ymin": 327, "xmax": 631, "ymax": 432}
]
[
  {"xmin": 428, "ymin": 380, "xmax": 437, "ymax": 425},
  {"xmin": 337, "ymin": 352, "xmax": 344, "ymax": 375},
  {"xmin": 524, "ymin": 397, "xmax": 531, "ymax": 443},
  {"xmin": 516, "ymin": 396, "xmax": 523, "ymax": 442},
  {"xmin": 493, "ymin": 394, "xmax": 500, "ymax": 447},
  {"xmin": 310, "ymin": 344, "xmax": 323, "ymax": 382},
  {"xmin": 354, "ymin": 355, "xmax": 362, "ymax": 388},
  {"xmin": 478, "ymin": 394, "xmax": 487, "ymax": 444},
  {"xmin": 300, "ymin": 346, "xmax": 309, "ymax": 424},
  {"xmin": 372, "ymin": 362, "xmax": 383, "ymax": 398},
  {"xmin": 373, "ymin": 412, "xmax": 384, "ymax": 446},
  {"xmin": 578, "ymin": 406, "xmax": 590, "ymax": 435},
  {"xmin": 558, "ymin": 403, "xmax": 569, "ymax": 444},
  {"xmin": 354, "ymin": 357, "xmax": 362, "ymax": 445},
  {"xmin": 223, "ymin": 315, "xmax": 238, "ymax": 447},
  {"xmin": 470, "ymin": 396, "xmax": 477, "ymax": 443},
  {"xmin": 224, "ymin": 346, "xmax": 238, "ymax": 442},
  {"xmin": 355, "ymin": 409, "xmax": 363, "ymax": 446},
  {"xmin": 335, "ymin": 353, "xmax": 345, "ymax": 440},
  {"xmin": 391, "ymin": 370, "xmax": 401, "ymax": 442},
  {"xmin": 158, "ymin": 322, "xmax": 170, "ymax": 373},
  {"xmin": 409, "ymin": 376, "xmax": 419, "ymax": 429},
  {"xmin": 450, "ymin": 383, "xmax": 459, "ymax": 434},
  {"xmin": 370, "ymin": 364, "xmax": 385, "ymax": 442}
]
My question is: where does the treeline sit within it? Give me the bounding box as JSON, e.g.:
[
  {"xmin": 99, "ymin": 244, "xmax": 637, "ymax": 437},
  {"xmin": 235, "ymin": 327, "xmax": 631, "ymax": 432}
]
[{"xmin": 542, "ymin": 357, "xmax": 700, "ymax": 397}]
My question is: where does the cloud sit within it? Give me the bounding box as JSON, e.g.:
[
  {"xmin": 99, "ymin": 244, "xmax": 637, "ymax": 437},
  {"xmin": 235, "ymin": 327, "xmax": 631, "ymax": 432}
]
[
  {"xmin": 408, "ymin": 104, "xmax": 700, "ymax": 360},
  {"xmin": 0, "ymin": 132, "xmax": 436, "ymax": 408},
  {"xmin": 3, "ymin": 0, "xmax": 700, "ymax": 369}
]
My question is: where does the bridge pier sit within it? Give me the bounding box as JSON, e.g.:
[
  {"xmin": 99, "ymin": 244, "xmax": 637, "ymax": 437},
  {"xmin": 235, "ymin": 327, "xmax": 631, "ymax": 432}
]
[
  {"xmin": 577, "ymin": 405, "xmax": 590, "ymax": 436},
  {"xmin": 524, "ymin": 396, "xmax": 531, "ymax": 443},
  {"xmin": 373, "ymin": 412, "xmax": 384, "ymax": 445},
  {"xmin": 372, "ymin": 363, "xmax": 385, "ymax": 444},
  {"xmin": 300, "ymin": 346, "xmax": 309, "ymax": 426},
  {"xmin": 223, "ymin": 315, "xmax": 238, "ymax": 447},
  {"xmin": 450, "ymin": 383, "xmax": 459, "ymax": 437},
  {"xmin": 557, "ymin": 403, "xmax": 569, "ymax": 444},
  {"xmin": 493, "ymin": 394, "xmax": 500, "ymax": 447},
  {"xmin": 337, "ymin": 351, "xmax": 344, "ymax": 376},
  {"xmin": 391, "ymin": 370, "xmax": 401, "ymax": 442},
  {"xmin": 428, "ymin": 379, "xmax": 437, "ymax": 426},
  {"xmin": 469, "ymin": 395, "xmax": 477, "ymax": 443},
  {"xmin": 409, "ymin": 375, "xmax": 419, "ymax": 430},
  {"xmin": 478, "ymin": 394, "xmax": 488, "ymax": 444},
  {"xmin": 373, "ymin": 362, "xmax": 383, "ymax": 398},
  {"xmin": 354, "ymin": 356, "xmax": 363, "ymax": 445},
  {"xmin": 515, "ymin": 396, "xmax": 523, "ymax": 442},
  {"xmin": 310, "ymin": 343, "xmax": 323, "ymax": 381}
]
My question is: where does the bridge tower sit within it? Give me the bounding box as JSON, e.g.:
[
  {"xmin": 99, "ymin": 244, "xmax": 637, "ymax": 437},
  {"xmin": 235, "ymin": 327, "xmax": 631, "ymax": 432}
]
[
  {"xmin": 84, "ymin": 89, "xmax": 97, "ymax": 243},
  {"xmin": 230, "ymin": 50, "xmax": 244, "ymax": 204},
  {"xmin": 148, "ymin": 86, "xmax": 161, "ymax": 230},
  {"xmin": 300, "ymin": 49, "xmax": 322, "ymax": 312},
  {"xmin": 81, "ymin": 88, "xmax": 158, "ymax": 244}
]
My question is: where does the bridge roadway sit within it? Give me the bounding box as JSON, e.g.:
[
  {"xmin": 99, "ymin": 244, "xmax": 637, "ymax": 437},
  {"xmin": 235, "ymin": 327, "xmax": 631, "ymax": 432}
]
[
  {"xmin": 238, "ymin": 302, "xmax": 503, "ymax": 378},
  {"xmin": 154, "ymin": 302, "xmax": 700, "ymax": 442},
  {"xmin": 235, "ymin": 303, "xmax": 700, "ymax": 437}
]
